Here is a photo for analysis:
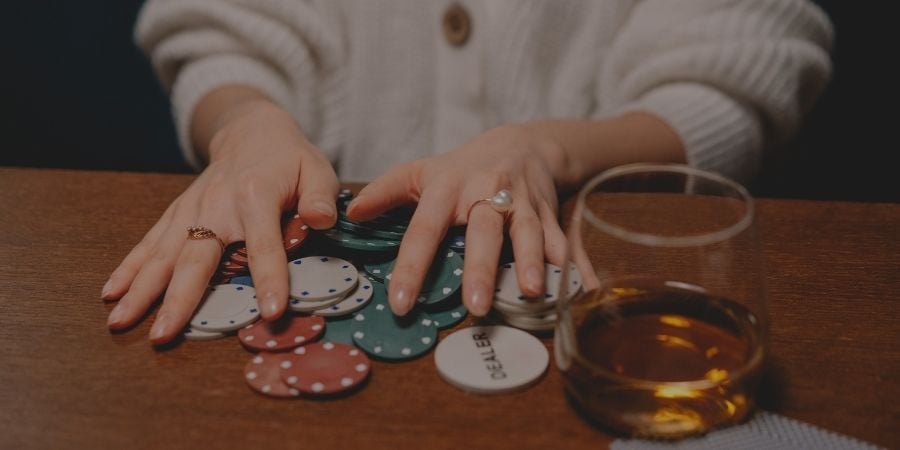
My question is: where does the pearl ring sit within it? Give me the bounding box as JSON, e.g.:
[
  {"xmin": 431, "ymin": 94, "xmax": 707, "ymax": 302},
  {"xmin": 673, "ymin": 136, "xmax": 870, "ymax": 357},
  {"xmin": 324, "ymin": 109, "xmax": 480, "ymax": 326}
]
[{"xmin": 467, "ymin": 189, "xmax": 513, "ymax": 221}]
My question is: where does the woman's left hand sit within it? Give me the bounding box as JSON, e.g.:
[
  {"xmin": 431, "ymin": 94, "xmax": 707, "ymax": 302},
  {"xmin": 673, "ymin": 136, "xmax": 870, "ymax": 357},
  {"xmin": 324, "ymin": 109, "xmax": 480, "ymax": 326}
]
[{"xmin": 346, "ymin": 125, "xmax": 571, "ymax": 316}]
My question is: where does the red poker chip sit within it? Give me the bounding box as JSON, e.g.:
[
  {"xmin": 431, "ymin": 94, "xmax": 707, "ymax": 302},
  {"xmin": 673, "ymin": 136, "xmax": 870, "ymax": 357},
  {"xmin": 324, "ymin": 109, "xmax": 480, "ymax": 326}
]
[
  {"xmin": 280, "ymin": 342, "xmax": 371, "ymax": 395},
  {"xmin": 238, "ymin": 314, "xmax": 325, "ymax": 352},
  {"xmin": 282, "ymin": 213, "xmax": 310, "ymax": 254},
  {"xmin": 243, "ymin": 353, "xmax": 300, "ymax": 398},
  {"xmin": 229, "ymin": 252, "xmax": 249, "ymax": 265}
]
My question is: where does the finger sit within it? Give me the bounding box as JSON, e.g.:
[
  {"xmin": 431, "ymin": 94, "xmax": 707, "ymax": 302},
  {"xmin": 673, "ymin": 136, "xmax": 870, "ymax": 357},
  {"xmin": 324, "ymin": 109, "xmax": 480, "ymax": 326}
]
[
  {"xmin": 387, "ymin": 184, "xmax": 455, "ymax": 316},
  {"xmin": 102, "ymin": 200, "xmax": 178, "ymax": 301},
  {"xmin": 106, "ymin": 214, "xmax": 194, "ymax": 331},
  {"xmin": 461, "ymin": 202, "xmax": 505, "ymax": 316},
  {"xmin": 297, "ymin": 152, "xmax": 340, "ymax": 229},
  {"xmin": 508, "ymin": 201, "xmax": 546, "ymax": 298},
  {"xmin": 148, "ymin": 238, "xmax": 223, "ymax": 344},
  {"xmin": 536, "ymin": 201, "xmax": 566, "ymax": 267},
  {"xmin": 239, "ymin": 191, "xmax": 290, "ymax": 321},
  {"xmin": 346, "ymin": 162, "xmax": 419, "ymax": 222}
]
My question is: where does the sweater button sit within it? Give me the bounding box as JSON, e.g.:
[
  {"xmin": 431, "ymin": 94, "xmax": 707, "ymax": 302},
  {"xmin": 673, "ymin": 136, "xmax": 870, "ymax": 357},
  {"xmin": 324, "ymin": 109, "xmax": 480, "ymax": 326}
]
[{"xmin": 442, "ymin": 4, "xmax": 471, "ymax": 47}]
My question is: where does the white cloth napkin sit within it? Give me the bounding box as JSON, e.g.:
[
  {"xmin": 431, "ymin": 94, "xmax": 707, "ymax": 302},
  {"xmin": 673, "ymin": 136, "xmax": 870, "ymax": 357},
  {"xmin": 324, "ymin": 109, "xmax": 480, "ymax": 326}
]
[{"xmin": 611, "ymin": 412, "xmax": 884, "ymax": 450}]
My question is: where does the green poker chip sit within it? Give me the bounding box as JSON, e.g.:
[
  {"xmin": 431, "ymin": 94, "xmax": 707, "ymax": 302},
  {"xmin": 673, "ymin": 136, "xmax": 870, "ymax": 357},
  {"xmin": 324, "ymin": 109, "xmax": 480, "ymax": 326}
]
[
  {"xmin": 425, "ymin": 300, "xmax": 468, "ymax": 330},
  {"xmin": 337, "ymin": 218, "xmax": 406, "ymax": 241},
  {"xmin": 351, "ymin": 281, "xmax": 437, "ymax": 361},
  {"xmin": 363, "ymin": 258, "xmax": 395, "ymax": 282},
  {"xmin": 319, "ymin": 228, "xmax": 400, "ymax": 252},
  {"xmin": 384, "ymin": 247, "xmax": 463, "ymax": 307},
  {"xmin": 322, "ymin": 316, "xmax": 356, "ymax": 345}
]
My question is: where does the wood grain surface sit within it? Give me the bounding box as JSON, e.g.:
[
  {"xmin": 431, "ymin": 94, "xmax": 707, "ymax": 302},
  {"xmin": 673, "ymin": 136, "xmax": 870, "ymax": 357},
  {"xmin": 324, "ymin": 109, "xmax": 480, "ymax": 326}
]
[{"xmin": 0, "ymin": 167, "xmax": 897, "ymax": 449}]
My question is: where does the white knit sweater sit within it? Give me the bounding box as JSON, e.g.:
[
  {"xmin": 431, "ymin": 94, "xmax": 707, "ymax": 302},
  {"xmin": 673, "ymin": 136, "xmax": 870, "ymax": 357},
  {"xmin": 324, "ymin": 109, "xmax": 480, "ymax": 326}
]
[{"xmin": 136, "ymin": 0, "xmax": 832, "ymax": 183}]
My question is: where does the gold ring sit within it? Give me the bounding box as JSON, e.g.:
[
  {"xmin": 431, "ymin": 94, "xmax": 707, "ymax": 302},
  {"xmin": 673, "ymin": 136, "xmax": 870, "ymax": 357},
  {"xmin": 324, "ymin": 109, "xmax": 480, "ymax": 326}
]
[
  {"xmin": 187, "ymin": 226, "xmax": 225, "ymax": 251},
  {"xmin": 467, "ymin": 189, "xmax": 513, "ymax": 222}
]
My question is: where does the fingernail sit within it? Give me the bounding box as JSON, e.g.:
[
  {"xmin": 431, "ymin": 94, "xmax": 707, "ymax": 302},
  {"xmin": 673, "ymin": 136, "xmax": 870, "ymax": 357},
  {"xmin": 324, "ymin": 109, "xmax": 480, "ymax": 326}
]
[
  {"xmin": 107, "ymin": 303, "xmax": 125, "ymax": 327},
  {"xmin": 149, "ymin": 313, "xmax": 170, "ymax": 340},
  {"xmin": 314, "ymin": 201, "xmax": 334, "ymax": 217},
  {"xmin": 525, "ymin": 266, "xmax": 543, "ymax": 295},
  {"xmin": 391, "ymin": 286, "xmax": 413, "ymax": 316},
  {"xmin": 101, "ymin": 279, "xmax": 113, "ymax": 300},
  {"xmin": 468, "ymin": 281, "xmax": 491, "ymax": 316},
  {"xmin": 263, "ymin": 292, "xmax": 280, "ymax": 319}
]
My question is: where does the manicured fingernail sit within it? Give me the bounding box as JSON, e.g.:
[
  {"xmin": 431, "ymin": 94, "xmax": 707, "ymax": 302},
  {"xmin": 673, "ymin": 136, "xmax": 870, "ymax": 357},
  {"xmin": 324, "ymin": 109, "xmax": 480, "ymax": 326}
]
[
  {"xmin": 107, "ymin": 303, "xmax": 125, "ymax": 326},
  {"xmin": 101, "ymin": 279, "xmax": 113, "ymax": 299},
  {"xmin": 525, "ymin": 266, "xmax": 543, "ymax": 295},
  {"xmin": 263, "ymin": 292, "xmax": 280, "ymax": 318},
  {"xmin": 314, "ymin": 201, "xmax": 334, "ymax": 217},
  {"xmin": 391, "ymin": 286, "xmax": 413, "ymax": 316},
  {"xmin": 468, "ymin": 281, "xmax": 491, "ymax": 316},
  {"xmin": 149, "ymin": 313, "xmax": 170, "ymax": 340}
]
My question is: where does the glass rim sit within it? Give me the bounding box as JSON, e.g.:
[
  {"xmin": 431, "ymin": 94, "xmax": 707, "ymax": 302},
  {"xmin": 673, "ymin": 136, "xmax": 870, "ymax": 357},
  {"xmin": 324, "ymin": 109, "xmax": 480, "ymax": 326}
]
[{"xmin": 577, "ymin": 163, "xmax": 755, "ymax": 248}]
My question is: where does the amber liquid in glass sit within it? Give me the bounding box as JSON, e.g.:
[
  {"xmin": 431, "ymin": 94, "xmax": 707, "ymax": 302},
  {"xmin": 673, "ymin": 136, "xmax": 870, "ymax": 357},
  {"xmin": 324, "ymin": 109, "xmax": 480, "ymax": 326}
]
[{"xmin": 560, "ymin": 281, "xmax": 765, "ymax": 438}]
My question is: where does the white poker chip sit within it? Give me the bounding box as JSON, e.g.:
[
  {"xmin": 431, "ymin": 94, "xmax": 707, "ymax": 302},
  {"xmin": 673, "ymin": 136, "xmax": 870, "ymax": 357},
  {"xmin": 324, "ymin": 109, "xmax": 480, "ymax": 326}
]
[
  {"xmin": 491, "ymin": 297, "xmax": 554, "ymax": 316},
  {"xmin": 493, "ymin": 262, "xmax": 581, "ymax": 310},
  {"xmin": 288, "ymin": 256, "xmax": 359, "ymax": 301},
  {"xmin": 190, "ymin": 284, "xmax": 260, "ymax": 332},
  {"xmin": 288, "ymin": 288, "xmax": 351, "ymax": 313},
  {"xmin": 434, "ymin": 325, "xmax": 549, "ymax": 394},
  {"xmin": 314, "ymin": 273, "xmax": 374, "ymax": 317},
  {"xmin": 183, "ymin": 326, "xmax": 227, "ymax": 341},
  {"xmin": 498, "ymin": 312, "xmax": 558, "ymax": 332}
]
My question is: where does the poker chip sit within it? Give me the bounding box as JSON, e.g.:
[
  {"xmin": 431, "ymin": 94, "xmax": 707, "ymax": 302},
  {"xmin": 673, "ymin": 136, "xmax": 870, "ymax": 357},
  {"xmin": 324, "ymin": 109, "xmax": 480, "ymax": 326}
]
[
  {"xmin": 238, "ymin": 314, "xmax": 325, "ymax": 352},
  {"xmin": 314, "ymin": 273, "xmax": 374, "ymax": 317},
  {"xmin": 444, "ymin": 227, "xmax": 466, "ymax": 253},
  {"xmin": 322, "ymin": 316, "xmax": 355, "ymax": 345},
  {"xmin": 351, "ymin": 293, "xmax": 438, "ymax": 361},
  {"xmin": 282, "ymin": 213, "xmax": 310, "ymax": 254},
  {"xmin": 190, "ymin": 284, "xmax": 260, "ymax": 332},
  {"xmin": 384, "ymin": 248, "xmax": 463, "ymax": 307},
  {"xmin": 425, "ymin": 300, "xmax": 468, "ymax": 330},
  {"xmin": 287, "ymin": 294, "xmax": 347, "ymax": 313},
  {"xmin": 493, "ymin": 262, "xmax": 580, "ymax": 310},
  {"xmin": 288, "ymin": 256, "xmax": 358, "ymax": 301},
  {"xmin": 280, "ymin": 342, "xmax": 371, "ymax": 395},
  {"xmin": 320, "ymin": 228, "xmax": 400, "ymax": 252},
  {"xmin": 229, "ymin": 275, "xmax": 254, "ymax": 287},
  {"xmin": 434, "ymin": 325, "xmax": 549, "ymax": 394},
  {"xmin": 244, "ymin": 353, "xmax": 300, "ymax": 398},
  {"xmin": 362, "ymin": 258, "xmax": 394, "ymax": 282},
  {"xmin": 183, "ymin": 325, "xmax": 227, "ymax": 341}
]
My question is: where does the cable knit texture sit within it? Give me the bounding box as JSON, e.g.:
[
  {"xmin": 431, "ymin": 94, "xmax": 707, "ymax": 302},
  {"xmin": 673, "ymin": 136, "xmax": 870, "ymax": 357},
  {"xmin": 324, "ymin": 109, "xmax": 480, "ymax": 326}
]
[{"xmin": 136, "ymin": 0, "xmax": 832, "ymax": 183}]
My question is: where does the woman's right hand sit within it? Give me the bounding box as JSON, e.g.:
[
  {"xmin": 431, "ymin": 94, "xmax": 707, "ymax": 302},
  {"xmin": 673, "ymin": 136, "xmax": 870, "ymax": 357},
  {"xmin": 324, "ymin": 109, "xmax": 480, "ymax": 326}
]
[{"xmin": 101, "ymin": 92, "xmax": 339, "ymax": 345}]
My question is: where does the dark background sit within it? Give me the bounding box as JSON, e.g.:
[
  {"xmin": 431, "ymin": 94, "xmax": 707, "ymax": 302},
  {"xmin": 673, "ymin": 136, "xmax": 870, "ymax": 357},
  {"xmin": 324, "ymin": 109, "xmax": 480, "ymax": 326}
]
[{"xmin": 1, "ymin": 1, "xmax": 896, "ymax": 202}]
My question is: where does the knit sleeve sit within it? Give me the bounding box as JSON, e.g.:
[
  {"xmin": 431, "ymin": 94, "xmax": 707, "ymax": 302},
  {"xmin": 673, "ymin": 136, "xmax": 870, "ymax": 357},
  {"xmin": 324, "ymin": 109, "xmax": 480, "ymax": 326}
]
[
  {"xmin": 135, "ymin": 0, "xmax": 344, "ymax": 170},
  {"xmin": 598, "ymin": 0, "xmax": 833, "ymax": 183}
]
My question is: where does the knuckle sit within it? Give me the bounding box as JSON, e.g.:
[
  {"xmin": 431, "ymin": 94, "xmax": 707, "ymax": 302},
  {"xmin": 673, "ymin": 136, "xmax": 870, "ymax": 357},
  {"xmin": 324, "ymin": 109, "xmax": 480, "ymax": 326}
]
[
  {"xmin": 247, "ymin": 239, "xmax": 285, "ymax": 259},
  {"xmin": 510, "ymin": 214, "xmax": 542, "ymax": 235}
]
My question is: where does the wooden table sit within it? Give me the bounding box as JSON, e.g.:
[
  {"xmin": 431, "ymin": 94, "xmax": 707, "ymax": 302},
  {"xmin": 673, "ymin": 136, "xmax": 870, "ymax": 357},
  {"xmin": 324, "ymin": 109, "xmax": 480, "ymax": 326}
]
[{"xmin": 0, "ymin": 167, "xmax": 897, "ymax": 449}]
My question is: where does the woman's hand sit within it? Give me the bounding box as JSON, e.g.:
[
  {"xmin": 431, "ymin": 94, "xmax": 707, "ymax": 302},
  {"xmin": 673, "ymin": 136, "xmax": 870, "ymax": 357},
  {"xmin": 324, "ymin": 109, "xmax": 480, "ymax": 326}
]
[
  {"xmin": 102, "ymin": 97, "xmax": 339, "ymax": 345},
  {"xmin": 347, "ymin": 125, "xmax": 572, "ymax": 317}
]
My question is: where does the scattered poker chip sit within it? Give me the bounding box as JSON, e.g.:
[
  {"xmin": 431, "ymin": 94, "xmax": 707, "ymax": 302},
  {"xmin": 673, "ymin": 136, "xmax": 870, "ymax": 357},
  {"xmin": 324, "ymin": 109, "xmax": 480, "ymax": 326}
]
[
  {"xmin": 314, "ymin": 273, "xmax": 374, "ymax": 317},
  {"xmin": 229, "ymin": 275, "xmax": 254, "ymax": 287},
  {"xmin": 322, "ymin": 316, "xmax": 356, "ymax": 345},
  {"xmin": 384, "ymin": 248, "xmax": 463, "ymax": 307},
  {"xmin": 238, "ymin": 314, "xmax": 325, "ymax": 352},
  {"xmin": 351, "ymin": 294, "xmax": 438, "ymax": 361},
  {"xmin": 282, "ymin": 213, "xmax": 310, "ymax": 254},
  {"xmin": 183, "ymin": 325, "xmax": 227, "ymax": 341},
  {"xmin": 493, "ymin": 262, "xmax": 581, "ymax": 310},
  {"xmin": 288, "ymin": 256, "xmax": 359, "ymax": 301},
  {"xmin": 320, "ymin": 228, "xmax": 400, "ymax": 252},
  {"xmin": 362, "ymin": 258, "xmax": 394, "ymax": 282},
  {"xmin": 280, "ymin": 342, "xmax": 371, "ymax": 395},
  {"xmin": 434, "ymin": 325, "xmax": 549, "ymax": 394},
  {"xmin": 190, "ymin": 284, "xmax": 260, "ymax": 332},
  {"xmin": 288, "ymin": 294, "xmax": 348, "ymax": 313},
  {"xmin": 244, "ymin": 353, "xmax": 300, "ymax": 398},
  {"xmin": 425, "ymin": 300, "xmax": 468, "ymax": 330}
]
